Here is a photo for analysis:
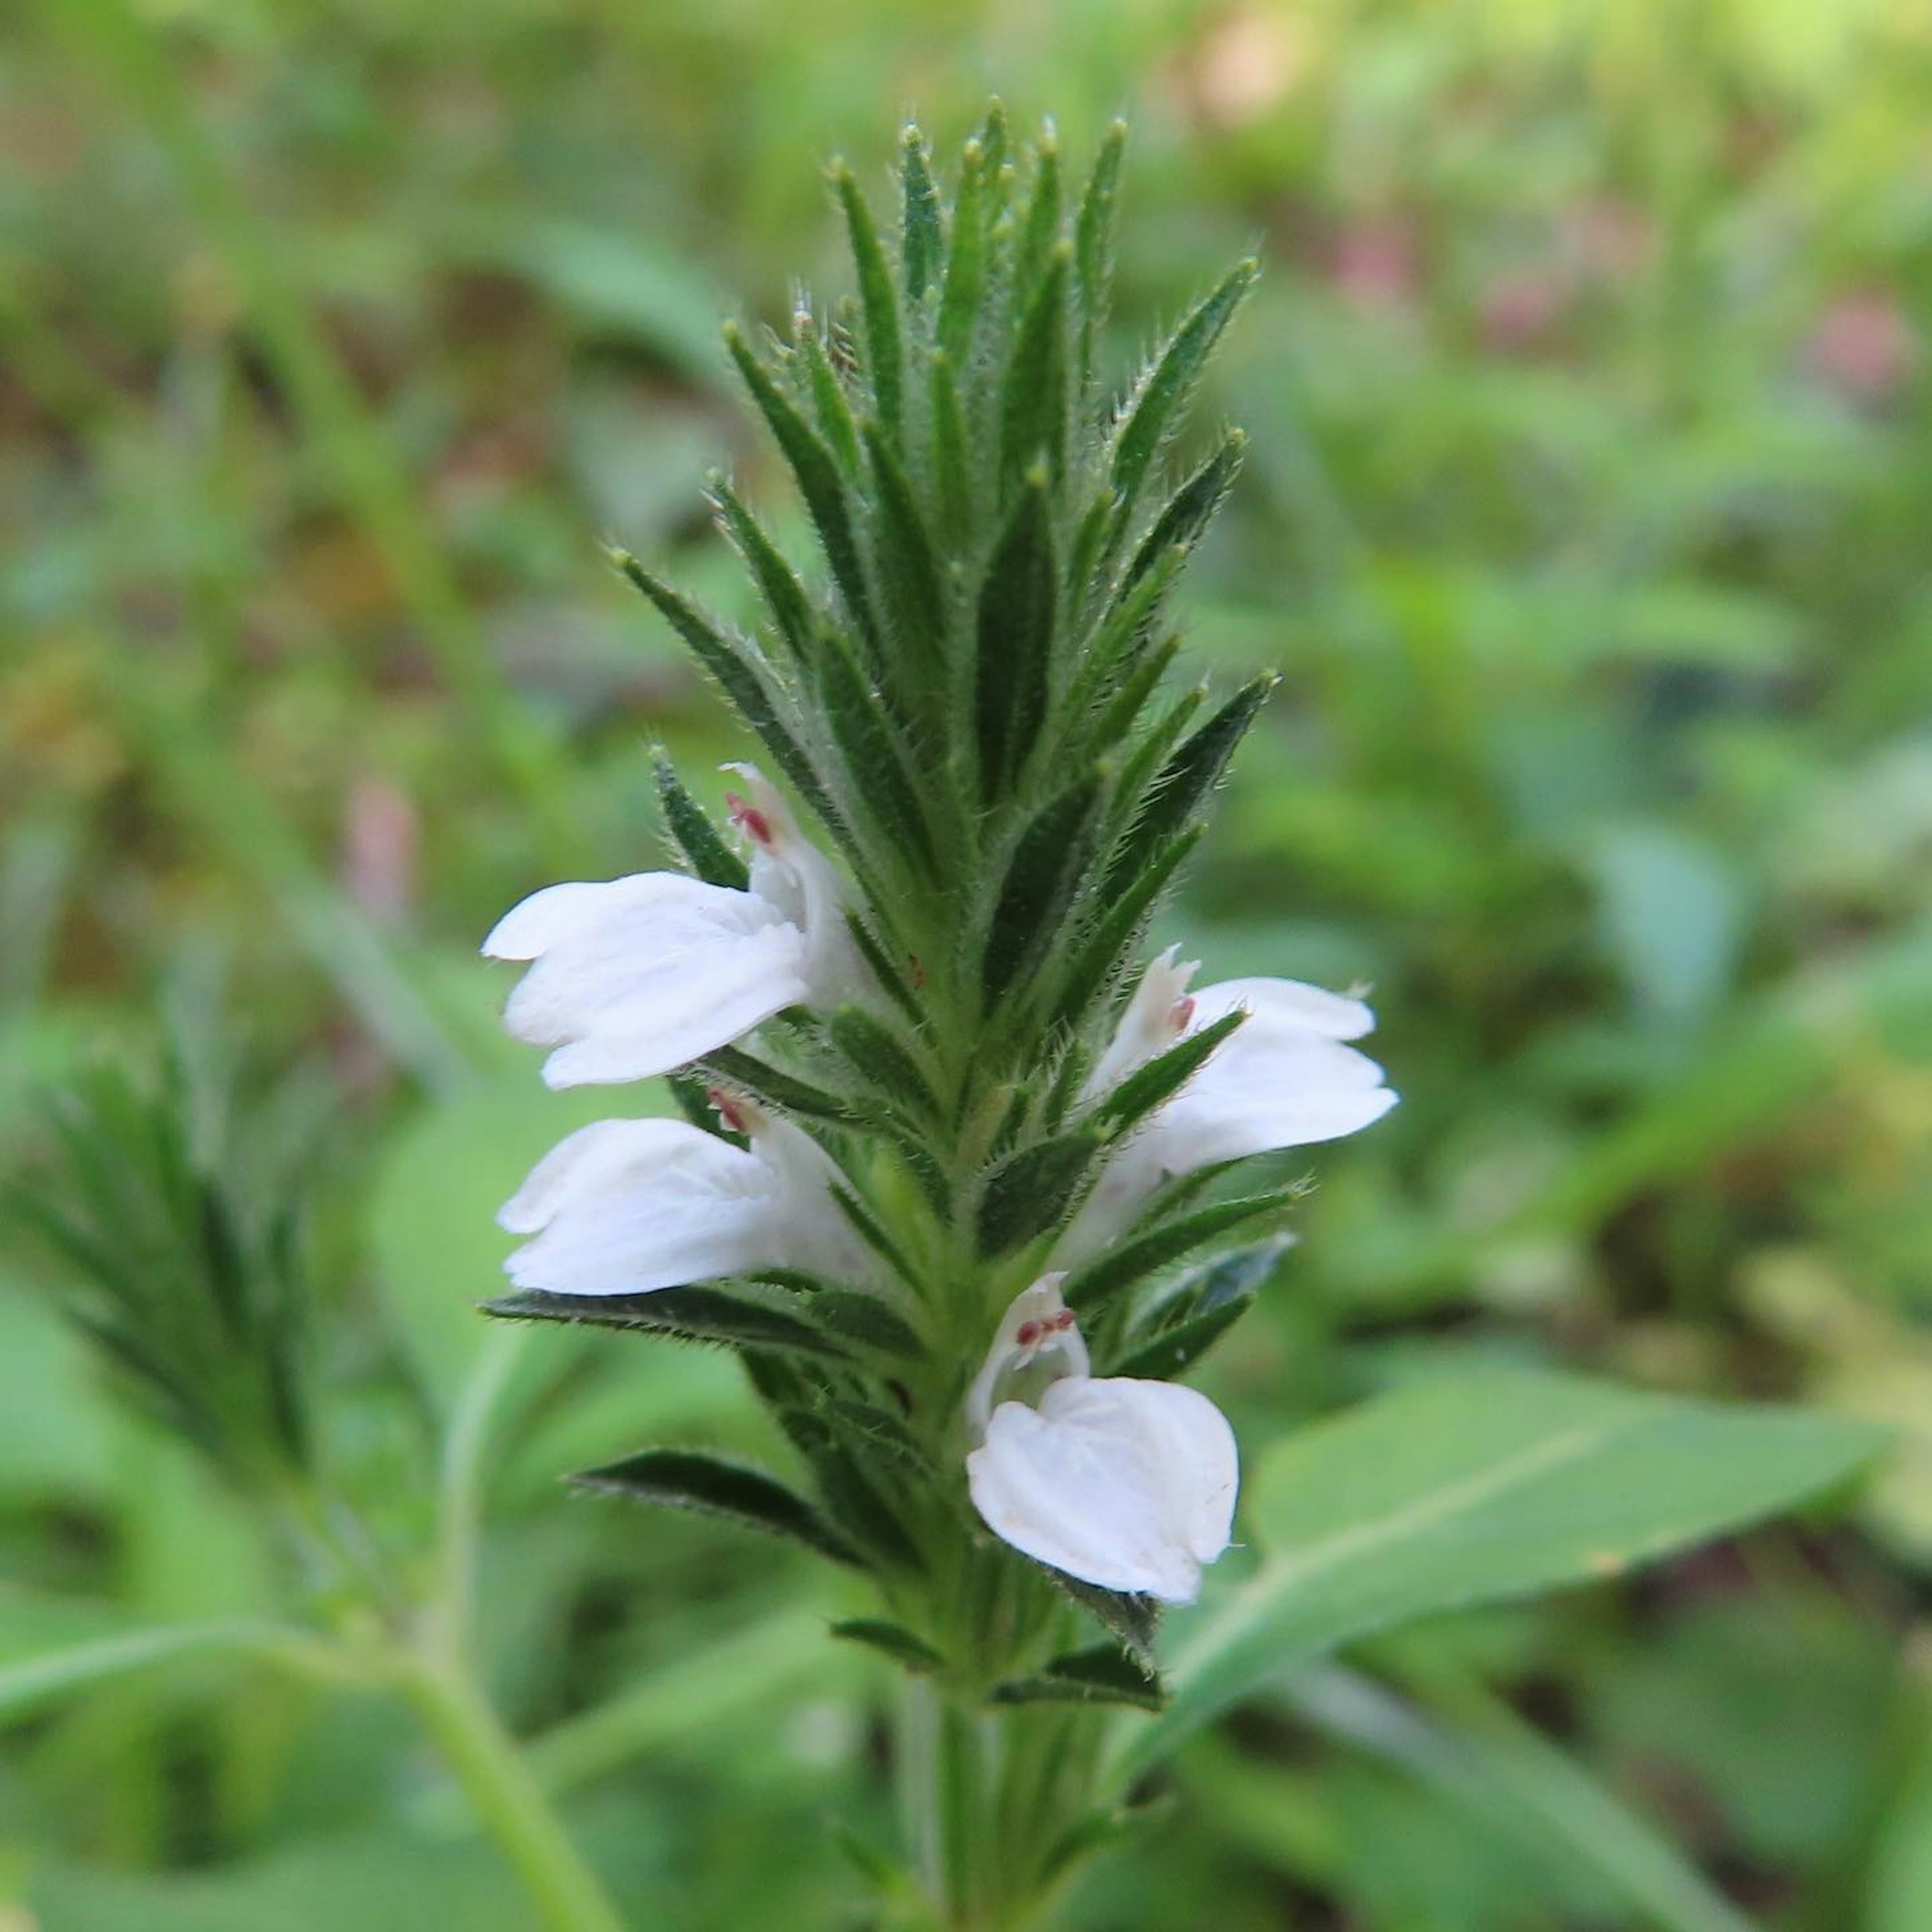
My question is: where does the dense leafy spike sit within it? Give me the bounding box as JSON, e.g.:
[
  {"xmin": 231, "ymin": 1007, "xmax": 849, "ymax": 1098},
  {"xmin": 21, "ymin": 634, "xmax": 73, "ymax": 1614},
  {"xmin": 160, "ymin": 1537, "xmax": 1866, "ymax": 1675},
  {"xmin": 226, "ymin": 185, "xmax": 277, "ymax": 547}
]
[
  {"xmin": 1073, "ymin": 120, "xmax": 1128, "ymax": 384},
  {"xmin": 862, "ymin": 422, "xmax": 947, "ymax": 653},
  {"xmin": 653, "ymin": 751, "xmax": 749, "ymax": 889},
  {"xmin": 1092, "ymin": 1008, "xmax": 1245, "ymax": 1136},
  {"xmin": 1110, "ymin": 258, "xmax": 1259, "ymax": 519},
  {"xmin": 612, "ymin": 550, "xmax": 835, "ymax": 824},
  {"xmin": 794, "ymin": 312, "xmax": 863, "ymax": 474},
  {"xmin": 1122, "ymin": 430, "xmax": 1246, "ymax": 593},
  {"xmin": 1015, "ymin": 125, "xmax": 1063, "ymax": 302},
  {"xmin": 900, "ymin": 128, "xmax": 943, "ymax": 301},
  {"xmin": 1035, "ymin": 1567, "xmax": 1160, "ymax": 1670},
  {"xmin": 832, "ymin": 163, "xmax": 904, "ymax": 434},
  {"xmin": 830, "ymin": 1007, "xmax": 942, "ymax": 1121},
  {"xmin": 709, "ymin": 478, "xmax": 818, "ymax": 668},
  {"xmin": 816, "ymin": 620, "xmax": 940, "ymax": 874},
  {"xmin": 486, "ymin": 1286, "xmax": 848, "ymax": 1358},
  {"xmin": 1108, "ymin": 673, "xmax": 1275, "ymax": 889},
  {"xmin": 991, "ymin": 1642, "xmax": 1166, "ymax": 1712},
  {"xmin": 1106, "ymin": 1293, "xmax": 1255, "ymax": 1383},
  {"xmin": 974, "ymin": 472, "xmax": 1057, "ymax": 798},
  {"xmin": 698, "ymin": 1044, "xmax": 850, "ymax": 1121},
  {"xmin": 723, "ymin": 323, "xmax": 879, "ymax": 652},
  {"xmin": 978, "ymin": 1132, "xmax": 1101, "ymax": 1255},
  {"xmin": 938, "ymin": 143, "xmax": 986, "ymax": 362},
  {"xmin": 572, "ymin": 1448, "xmax": 859, "ymax": 1564},
  {"xmin": 831, "ymin": 1618, "xmax": 946, "ymax": 1672},
  {"xmin": 984, "ymin": 767, "xmax": 1104, "ymax": 1003},
  {"xmin": 1061, "ymin": 1190, "xmax": 1303, "ymax": 1313},
  {"xmin": 1000, "ymin": 243, "xmax": 1072, "ymax": 485}
]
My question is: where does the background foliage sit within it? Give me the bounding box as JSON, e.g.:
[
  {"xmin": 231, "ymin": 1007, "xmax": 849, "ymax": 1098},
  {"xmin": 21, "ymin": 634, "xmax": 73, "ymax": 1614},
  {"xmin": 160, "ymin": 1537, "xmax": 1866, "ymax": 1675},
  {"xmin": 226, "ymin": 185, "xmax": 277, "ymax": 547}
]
[{"xmin": 4, "ymin": 0, "xmax": 1930, "ymax": 1926}]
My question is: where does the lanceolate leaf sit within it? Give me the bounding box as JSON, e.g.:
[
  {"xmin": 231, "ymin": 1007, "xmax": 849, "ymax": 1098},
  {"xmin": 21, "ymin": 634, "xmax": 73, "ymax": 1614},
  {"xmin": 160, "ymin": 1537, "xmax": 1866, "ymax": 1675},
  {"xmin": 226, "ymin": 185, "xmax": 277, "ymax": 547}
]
[
  {"xmin": 830, "ymin": 1006, "xmax": 943, "ymax": 1121},
  {"xmin": 1047, "ymin": 825, "xmax": 1202, "ymax": 1032},
  {"xmin": 1091, "ymin": 1007, "xmax": 1244, "ymax": 1135},
  {"xmin": 697, "ymin": 1045, "xmax": 849, "ymax": 1121},
  {"xmin": 794, "ymin": 316, "xmax": 863, "ymax": 474},
  {"xmin": 1073, "ymin": 119, "xmax": 1128, "ymax": 383},
  {"xmin": 1038, "ymin": 1568, "xmax": 1160, "ymax": 1671},
  {"xmin": 1061, "ymin": 1189, "xmax": 1302, "ymax": 1313},
  {"xmin": 1108, "ymin": 673, "xmax": 1275, "ymax": 889},
  {"xmin": 816, "ymin": 622, "xmax": 940, "ymax": 874},
  {"xmin": 938, "ymin": 140, "xmax": 987, "ymax": 362},
  {"xmin": 613, "ymin": 552, "xmax": 835, "ymax": 825},
  {"xmin": 486, "ymin": 1286, "xmax": 848, "ymax": 1358},
  {"xmin": 833, "ymin": 163, "xmax": 904, "ymax": 433},
  {"xmin": 1111, "ymin": 1373, "xmax": 1888, "ymax": 1782},
  {"xmin": 984, "ymin": 768, "xmax": 1103, "ymax": 1002},
  {"xmin": 709, "ymin": 477, "xmax": 817, "ymax": 668},
  {"xmin": 1109, "ymin": 257, "xmax": 1258, "ymax": 520},
  {"xmin": 831, "ymin": 1619, "xmax": 945, "ymax": 1672},
  {"xmin": 653, "ymin": 752, "xmax": 749, "ymax": 890},
  {"xmin": 724, "ymin": 323, "xmax": 879, "ymax": 651},
  {"xmin": 862, "ymin": 422, "xmax": 947, "ymax": 655},
  {"xmin": 1105, "ymin": 1293, "xmax": 1254, "ymax": 1383},
  {"xmin": 992, "ymin": 1642, "xmax": 1166, "ymax": 1712},
  {"xmin": 1000, "ymin": 244, "xmax": 1071, "ymax": 485},
  {"xmin": 1123, "ymin": 429, "xmax": 1246, "ymax": 593},
  {"xmin": 978, "ymin": 1132, "xmax": 1101, "ymax": 1254},
  {"xmin": 975, "ymin": 474, "xmax": 1057, "ymax": 798},
  {"xmin": 573, "ymin": 1447, "xmax": 859, "ymax": 1564},
  {"xmin": 899, "ymin": 128, "xmax": 943, "ymax": 302},
  {"xmin": 1014, "ymin": 130, "xmax": 1063, "ymax": 305}
]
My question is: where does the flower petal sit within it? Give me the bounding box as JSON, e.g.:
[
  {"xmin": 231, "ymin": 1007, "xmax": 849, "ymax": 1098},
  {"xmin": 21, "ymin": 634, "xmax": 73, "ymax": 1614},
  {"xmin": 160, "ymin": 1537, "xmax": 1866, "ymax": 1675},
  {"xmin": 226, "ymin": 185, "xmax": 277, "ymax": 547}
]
[
  {"xmin": 1189, "ymin": 975, "xmax": 1377, "ymax": 1042},
  {"xmin": 1155, "ymin": 1029, "xmax": 1397, "ymax": 1168},
  {"xmin": 498, "ymin": 1117, "xmax": 779, "ymax": 1296},
  {"xmin": 485, "ymin": 872, "xmax": 810, "ymax": 1087},
  {"xmin": 967, "ymin": 1377, "xmax": 1239, "ymax": 1602}
]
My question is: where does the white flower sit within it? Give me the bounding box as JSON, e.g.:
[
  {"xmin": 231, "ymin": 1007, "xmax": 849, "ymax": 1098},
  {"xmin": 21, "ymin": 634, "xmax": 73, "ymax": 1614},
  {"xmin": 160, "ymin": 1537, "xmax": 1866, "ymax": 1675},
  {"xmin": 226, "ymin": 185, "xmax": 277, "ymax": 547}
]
[
  {"xmin": 1064, "ymin": 947, "xmax": 1397, "ymax": 1257},
  {"xmin": 483, "ymin": 765, "xmax": 860, "ymax": 1089},
  {"xmin": 964, "ymin": 1278, "xmax": 1239, "ymax": 1604},
  {"xmin": 498, "ymin": 1093, "xmax": 862, "ymax": 1297}
]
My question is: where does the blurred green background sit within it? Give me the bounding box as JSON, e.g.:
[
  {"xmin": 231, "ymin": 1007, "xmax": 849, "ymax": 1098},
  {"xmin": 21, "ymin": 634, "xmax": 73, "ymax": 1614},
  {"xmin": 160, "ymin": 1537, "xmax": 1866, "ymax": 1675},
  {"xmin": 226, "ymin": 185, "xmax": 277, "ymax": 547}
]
[{"xmin": 5, "ymin": 0, "xmax": 1932, "ymax": 1926}]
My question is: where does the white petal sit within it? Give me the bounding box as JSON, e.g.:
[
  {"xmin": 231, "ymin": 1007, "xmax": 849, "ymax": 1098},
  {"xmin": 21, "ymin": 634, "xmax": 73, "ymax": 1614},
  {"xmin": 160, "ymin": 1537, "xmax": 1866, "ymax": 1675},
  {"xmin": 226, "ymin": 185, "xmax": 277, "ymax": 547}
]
[
  {"xmin": 1082, "ymin": 946, "xmax": 1199, "ymax": 1099},
  {"xmin": 498, "ymin": 1117, "xmax": 780, "ymax": 1297},
  {"xmin": 1152, "ymin": 1029, "xmax": 1398, "ymax": 1169},
  {"xmin": 967, "ymin": 1377, "xmax": 1239, "ymax": 1603},
  {"xmin": 486, "ymin": 871, "xmax": 809, "ymax": 1087},
  {"xmin": 1189, "ymin": 975, "xmax": 1377, "ymax": 1041}
]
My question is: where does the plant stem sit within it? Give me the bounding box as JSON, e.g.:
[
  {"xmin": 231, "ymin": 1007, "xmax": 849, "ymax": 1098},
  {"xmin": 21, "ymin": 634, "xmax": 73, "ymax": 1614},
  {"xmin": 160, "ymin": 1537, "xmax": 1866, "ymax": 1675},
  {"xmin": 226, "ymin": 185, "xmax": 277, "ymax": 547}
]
[
  {"xmin": 400, "ymin": 1651, "xmax": 629, "ymax": 1932},
  {"xmin": 904, "ymin": 1678, "xmax": 994, "ymax": 1929}
]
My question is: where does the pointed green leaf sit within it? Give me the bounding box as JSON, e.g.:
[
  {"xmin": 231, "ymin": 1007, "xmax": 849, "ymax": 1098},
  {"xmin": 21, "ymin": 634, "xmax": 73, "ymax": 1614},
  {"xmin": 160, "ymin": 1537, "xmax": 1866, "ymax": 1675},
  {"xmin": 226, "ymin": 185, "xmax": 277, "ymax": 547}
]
[
  {"xmin": 793, "ymin": 314, "xmax": 862, "ymax": 474},
  {"xmin": 710, "ymin": 478, "xmax": 817, "ymax": 669},
  {"xmin": 1073, "ymin": 119, "xmax": 1128, "ymax": 384},
  {"xmin": 1109, "ymin": 258, "xmax": 1258, "ymax": 518},
  {"xmin": 1108, "ymin": 673, "xmax": 1274, "ymax": 889},
  {"xmin": 486, "ymin": 1285, "xmax": 846, "ymax": 1358},
  {"xmin": 1000, "ymin": 242, "xmax": 1071, "ymax": 485},
  {"xmin": 978, "ymin": 1131, "xmax": 1101, "ymax": 1255},
  {"xmin": 862, "ymin": 421, "xmax": 946, "ymax": 653},
  {"xmin": 653, "ymin": 752, "xmax": 748, "ymax": 890},
  {"xmin": 1115, "ymin": 1373, "xmax": 1889, "ymax": 1781},
  {"xmin": 900, "ymin": 128, "xmax": 943, "ymax": 302},
  {"xmin": 833, "ymin": 162, "xmax": 904, "ymax": 433},
  {"xmin": 1092, "ymin": 1007, "xmax": 1245, "ymax": 1135},
  {"xmin": 928, "ymin": 351, "xmax": 973, "ymax": 536},
  {"xmin": 697, "ymin": 1044, "xmax": 848, "ymax": 1121},
  {"xmin": 832, "ymin": 1618, "xmax": 946, "ymax": 1673},
  {"xmin": 984, "ymin": 767, "xmax": 1104, "ymax": 1001},
  {"xmin": 816, "ymin": 621, "xmax": 939, "ymax": 874},
  {"xmin": 810, "ymin": 1288, "xmax": 925, "ymax": 1361},
  {"xmin": 1047, "ymin": 825, "xmax": 1202, "ymax": 1032},
  {"xmin": 1062, "ymin": 1192, "xmax": 1301, "ymax": 1313},
  {"xmin": 1015, "ymin": 125, "xmax": 1063, "ymax": 302},
  {"xmin": 829, "ymin": 1006, "xmax": 942, "ymax": 1121},
  {"xmin": 938, "ymin": 142, "xmax": 986, "ymax": 362},
  {"xmin": 573, "ymin": 1447, "xmax": 859, "ymax": 1563},
  {"xmin": 1123, "ymin": 429, "xmax": 1245, "ymax": 592},
  {"xmin": 975, "ymin": 472, "xmax": 1057, "ymax": 799},
  {"xmin": 1036, "ymin": 1566, "xmax": 1160, "ymax": 1671},
  {"xmin": 1106, "ymin": 1293, "xmax": 1255, "ymax": 1383},
  {"xmin": 723, "ymin": 323, "xmax": 878, "ymax": 651},
  {"xmin": 992, "ymin": 1641, "xmax": 1165, "ymax": 1712}
]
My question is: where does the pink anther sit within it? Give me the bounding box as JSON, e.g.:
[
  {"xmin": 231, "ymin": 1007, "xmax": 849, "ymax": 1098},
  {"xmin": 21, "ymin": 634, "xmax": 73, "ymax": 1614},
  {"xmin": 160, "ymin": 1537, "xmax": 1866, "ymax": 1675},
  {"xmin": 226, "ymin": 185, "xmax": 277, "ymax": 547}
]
[
  {"xmin": 708, "ymin": 1086, "xmax": 749, "ymax": 1135},
  {"xmin": 1170, "ymin": 994, "xmax": 1197, "ymax": 1033},
  {"xmin": 1052, "ymin": 1310, "xmax": 1076, "ymax": 1331},
  {"xmin": 726, "ymin": 792, "xmax": 774, "ymax": 847},
  {"xmin": 1015, "ymin": 1320, "xmax": 1043, "ymax": 1347}
]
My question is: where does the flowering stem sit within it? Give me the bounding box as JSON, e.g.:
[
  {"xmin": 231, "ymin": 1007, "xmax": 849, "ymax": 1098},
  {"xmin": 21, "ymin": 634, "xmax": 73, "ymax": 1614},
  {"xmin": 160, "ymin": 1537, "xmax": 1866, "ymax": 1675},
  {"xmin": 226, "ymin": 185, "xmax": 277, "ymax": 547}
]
[
  {"xmin": 399, "ymin": 1649, "xmax": 628, "ymax": 1932},
  {"xmin": 903, "ymin": 1680, "xmax": 994, "ymax": 1929}
]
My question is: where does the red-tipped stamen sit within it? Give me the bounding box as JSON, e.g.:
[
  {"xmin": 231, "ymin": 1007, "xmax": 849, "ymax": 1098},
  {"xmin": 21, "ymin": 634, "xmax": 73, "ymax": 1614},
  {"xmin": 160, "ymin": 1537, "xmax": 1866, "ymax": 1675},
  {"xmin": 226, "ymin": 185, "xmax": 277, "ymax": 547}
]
[
  {"xmin": 707, "ymin": 1085, "xmax": 750, "ymax": 1135},
  {"xmin": 726, "ymin": 792, "xmax": 774, "ymax": 847}
]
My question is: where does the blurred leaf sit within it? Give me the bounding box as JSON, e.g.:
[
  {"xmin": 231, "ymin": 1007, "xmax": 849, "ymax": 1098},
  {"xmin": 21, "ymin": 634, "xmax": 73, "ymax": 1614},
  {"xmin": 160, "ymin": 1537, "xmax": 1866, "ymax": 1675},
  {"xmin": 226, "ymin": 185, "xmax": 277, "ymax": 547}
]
[
  {"xmin": 1114, "ymin": 1373, "xmax": 1885, "ymax": 1778},
  {"xmin": 1586, "ymin": 824, "xmax": 1746, "ymax": 1023}
]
